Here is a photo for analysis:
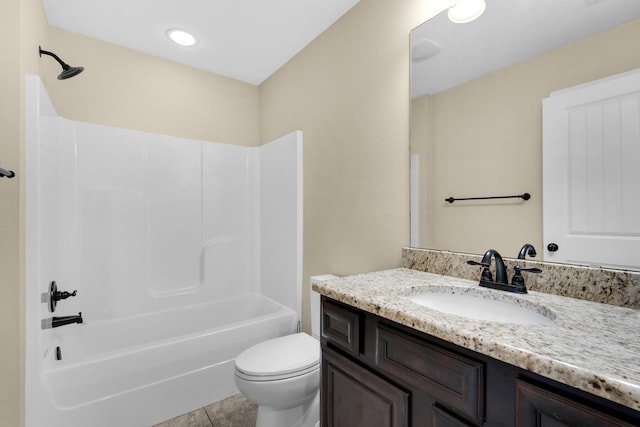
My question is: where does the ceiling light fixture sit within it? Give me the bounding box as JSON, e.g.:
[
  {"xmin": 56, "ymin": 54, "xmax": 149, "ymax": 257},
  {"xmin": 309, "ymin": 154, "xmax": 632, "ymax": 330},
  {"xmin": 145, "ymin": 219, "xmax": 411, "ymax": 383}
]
[
  {"xmin": 166, "ymin": 29, "xmax": 197, "ymax": 47},
  {"xmin": 448, "ymin": 0, "xmax": 487, "ymax": 24}
]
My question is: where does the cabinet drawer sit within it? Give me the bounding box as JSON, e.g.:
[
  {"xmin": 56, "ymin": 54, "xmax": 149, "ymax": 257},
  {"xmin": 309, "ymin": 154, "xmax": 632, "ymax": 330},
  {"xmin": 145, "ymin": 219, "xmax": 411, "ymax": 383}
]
[
  {"xmin": 321, "ymin": 299, "xmax": 362, "ymax": 356},
  {"xmin": 515, "ymin": 379, "xmax": 636, "ymax": 427},
  {"xmin": 375, "ymin": 324, "xmax": 484, "ymax": 425}
]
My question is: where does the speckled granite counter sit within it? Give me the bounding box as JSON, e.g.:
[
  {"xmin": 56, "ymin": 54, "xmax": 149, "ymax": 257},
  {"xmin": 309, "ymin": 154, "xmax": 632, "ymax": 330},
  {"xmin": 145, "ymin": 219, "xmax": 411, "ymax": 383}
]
[
  {"xmin": 311, "ymin": 268, "xmax": 640, "ymax": 411},
  {"xmin": 402, "ymin": 247, "xmax": 640, "ymax": 308}
]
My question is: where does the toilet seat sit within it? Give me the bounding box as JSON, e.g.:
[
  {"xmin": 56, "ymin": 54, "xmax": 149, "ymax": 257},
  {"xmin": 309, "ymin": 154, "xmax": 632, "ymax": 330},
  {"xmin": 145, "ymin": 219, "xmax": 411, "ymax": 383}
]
[
  {"xmin": 235, "ymin": 363, "xmax": 319, "ymax": 382},
  {"xmin": 235, "ymin": 333, "xmax": 320, "ymax": 382}
]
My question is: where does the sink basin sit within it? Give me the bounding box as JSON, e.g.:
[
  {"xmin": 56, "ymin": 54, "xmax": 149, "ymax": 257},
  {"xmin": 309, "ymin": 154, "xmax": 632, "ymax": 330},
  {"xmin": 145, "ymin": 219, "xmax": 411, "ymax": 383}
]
[{"xmin": 406, "ymin": 288, "xmax": 554, "ymax": 325}]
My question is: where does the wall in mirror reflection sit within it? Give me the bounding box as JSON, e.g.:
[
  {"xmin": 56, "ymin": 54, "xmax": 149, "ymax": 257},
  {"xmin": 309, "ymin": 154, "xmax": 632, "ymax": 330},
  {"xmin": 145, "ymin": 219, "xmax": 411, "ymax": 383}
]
[{"xmin": 411, "ymin": 18, "xmax": 640, "ymax": 260}]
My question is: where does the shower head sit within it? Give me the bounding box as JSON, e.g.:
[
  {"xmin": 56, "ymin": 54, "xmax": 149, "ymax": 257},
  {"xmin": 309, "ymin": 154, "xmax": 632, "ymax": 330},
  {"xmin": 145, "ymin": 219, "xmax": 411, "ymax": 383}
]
[
  {"xmin": 39, "ymin": 46, "xmax": 84, "ymax": 80},
  {"xmin": 57, "ymin": 65, "xmax": 85, "ymax": 80}
]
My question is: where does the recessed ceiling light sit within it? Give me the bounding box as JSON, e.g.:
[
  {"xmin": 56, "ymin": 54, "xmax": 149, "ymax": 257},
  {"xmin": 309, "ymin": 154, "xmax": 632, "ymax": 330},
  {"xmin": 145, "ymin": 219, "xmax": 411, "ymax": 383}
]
[
  {"xmin": 167, "ymin": 29, "xmax": 197, "ymax": 47},
  {"xmin": 448, "ymin": 0, "xmax": 487, "ymax": 24}
]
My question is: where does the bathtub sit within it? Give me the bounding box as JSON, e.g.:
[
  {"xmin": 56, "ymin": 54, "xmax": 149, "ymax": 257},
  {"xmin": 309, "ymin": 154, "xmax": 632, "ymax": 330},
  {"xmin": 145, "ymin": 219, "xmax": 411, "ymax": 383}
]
[
  {"xmin": 26, "ymin": 76, "xmax": 303, "ymax": 427},
  {"xmin": 29, "ymin": 294, "xmax": 296, "ymax": 427}
]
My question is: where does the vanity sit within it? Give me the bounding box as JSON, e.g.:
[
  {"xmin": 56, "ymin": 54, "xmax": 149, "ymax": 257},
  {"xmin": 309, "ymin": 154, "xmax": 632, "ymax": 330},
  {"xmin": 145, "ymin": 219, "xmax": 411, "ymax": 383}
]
[
  {"xmin": 342, "ymin": 3, "xmax": 640, "ymax": 425},
  {"xmin": 312, "ymin": 255, "xmax": 640, "ymax": 426}
]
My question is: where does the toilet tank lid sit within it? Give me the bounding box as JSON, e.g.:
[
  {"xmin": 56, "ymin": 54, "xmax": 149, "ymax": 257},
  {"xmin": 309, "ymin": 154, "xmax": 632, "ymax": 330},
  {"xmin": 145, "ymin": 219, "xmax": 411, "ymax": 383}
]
[{"xmin": 235, "ymin": 333, "xmax": 319, "ymax": 377}]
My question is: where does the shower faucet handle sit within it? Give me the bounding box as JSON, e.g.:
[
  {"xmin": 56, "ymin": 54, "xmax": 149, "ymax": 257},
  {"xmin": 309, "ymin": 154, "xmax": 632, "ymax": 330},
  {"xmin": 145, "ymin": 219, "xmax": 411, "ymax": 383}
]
[{"xmin": 49, "ymin": 281, "xmax": 78, "ymax": 312}]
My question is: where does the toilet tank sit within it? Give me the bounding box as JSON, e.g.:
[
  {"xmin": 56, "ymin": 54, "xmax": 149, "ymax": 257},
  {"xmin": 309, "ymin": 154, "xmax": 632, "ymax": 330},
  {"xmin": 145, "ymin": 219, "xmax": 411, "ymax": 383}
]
[{"xmin": 309, "ymin": 275, "xmax": 337, "ymax": 339}]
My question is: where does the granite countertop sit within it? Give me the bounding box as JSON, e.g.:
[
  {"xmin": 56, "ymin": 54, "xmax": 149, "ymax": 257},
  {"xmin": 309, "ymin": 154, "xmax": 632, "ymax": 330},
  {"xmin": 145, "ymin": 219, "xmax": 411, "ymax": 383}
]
[{"xmin": 311, "ymin": 268, "xmax": 640, "ymax": 411}]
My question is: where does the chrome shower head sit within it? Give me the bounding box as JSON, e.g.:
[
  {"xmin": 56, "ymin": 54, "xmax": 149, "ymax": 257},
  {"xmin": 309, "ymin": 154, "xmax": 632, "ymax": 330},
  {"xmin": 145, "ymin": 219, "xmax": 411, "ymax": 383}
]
[{"xmin": 39, "ymin": 46, "xmax": 84, "ymax": 80}]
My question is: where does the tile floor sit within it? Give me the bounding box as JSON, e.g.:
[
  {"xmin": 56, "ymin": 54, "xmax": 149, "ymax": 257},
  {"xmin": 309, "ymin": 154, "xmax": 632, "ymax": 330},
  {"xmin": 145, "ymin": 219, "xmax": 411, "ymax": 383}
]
[{"xmin": 153, "ymin": 394, "xmax": 257, "ymax": 427}]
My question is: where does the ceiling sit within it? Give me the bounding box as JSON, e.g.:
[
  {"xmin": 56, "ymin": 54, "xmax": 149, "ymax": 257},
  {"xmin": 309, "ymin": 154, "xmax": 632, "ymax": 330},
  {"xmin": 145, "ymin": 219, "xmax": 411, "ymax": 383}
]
[
  {"xmin": 411, "ymin": 0, "xmax": 640, "ymax": 97},
  {"xmin": 42, "ymin": 0, "xmax": 360, "ymax": 85}
]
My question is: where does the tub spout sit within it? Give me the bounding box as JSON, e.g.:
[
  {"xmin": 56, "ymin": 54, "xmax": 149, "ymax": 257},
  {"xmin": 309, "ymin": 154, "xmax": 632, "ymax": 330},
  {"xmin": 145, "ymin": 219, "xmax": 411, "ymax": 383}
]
[{"xmin": 42, "ymin": 312, "xmax": 83, "ymax": 329}]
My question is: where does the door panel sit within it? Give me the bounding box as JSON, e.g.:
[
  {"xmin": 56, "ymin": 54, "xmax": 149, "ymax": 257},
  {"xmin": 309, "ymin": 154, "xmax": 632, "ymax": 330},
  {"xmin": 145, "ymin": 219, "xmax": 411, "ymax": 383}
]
[{"xmin": 543, "ymin": 69, "xmax": 640, "ymax": 270}]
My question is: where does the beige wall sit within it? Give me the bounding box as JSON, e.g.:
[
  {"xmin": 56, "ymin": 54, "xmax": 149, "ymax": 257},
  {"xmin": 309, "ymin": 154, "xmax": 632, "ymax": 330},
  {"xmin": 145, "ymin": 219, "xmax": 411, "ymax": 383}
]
[
  {"xmin": 45, "ymin": 27, "xmax": 260, "ymax": 146},
  {"xmin": 259, "ymin": 0, "xmax": 448, "ymax": 332},
  {"xmin": 1, "ymin": 0, "xmax": 52, "ymax": 424},
  {"xmin": 411, "ymin": 18, "xmax": 640, "ymax": 258},
  {"xmin": 1, "ymin": 0, "xmax": 22, "ymax": 424},
  {"xmin": 2, "ymin": 0, "xmax": 51, "ymax": 424}
]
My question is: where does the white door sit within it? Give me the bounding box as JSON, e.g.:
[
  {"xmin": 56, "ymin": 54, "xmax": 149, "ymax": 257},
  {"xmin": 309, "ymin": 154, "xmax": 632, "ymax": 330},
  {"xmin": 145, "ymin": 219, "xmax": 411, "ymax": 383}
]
[{"xmin": 543, "ymin": 69, "xmax": 640, "ymax": 270}]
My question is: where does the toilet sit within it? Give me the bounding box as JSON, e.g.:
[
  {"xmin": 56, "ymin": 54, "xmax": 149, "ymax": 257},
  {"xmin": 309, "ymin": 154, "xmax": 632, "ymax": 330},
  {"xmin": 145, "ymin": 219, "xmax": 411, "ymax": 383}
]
[{"xmin": 234, "ymin": 277, "xmax": 331, "ymax": 427}]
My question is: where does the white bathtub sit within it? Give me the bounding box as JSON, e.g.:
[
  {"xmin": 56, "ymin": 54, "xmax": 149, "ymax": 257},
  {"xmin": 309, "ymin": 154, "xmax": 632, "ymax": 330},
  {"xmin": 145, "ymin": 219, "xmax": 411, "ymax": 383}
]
[
  {"xmin": 30, "ymin": 294, "xmax": 296, "ymax": 427},
  {"xmin": 26, "ymin": 77, "xmax": 303, "ymax": 427}
]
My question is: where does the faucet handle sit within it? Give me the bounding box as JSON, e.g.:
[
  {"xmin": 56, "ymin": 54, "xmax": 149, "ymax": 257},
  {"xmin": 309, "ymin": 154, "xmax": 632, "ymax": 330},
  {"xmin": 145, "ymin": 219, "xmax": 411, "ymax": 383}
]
[
  {"xmin": 467, "ymin": 260, "xmax": 493, "ymax": 282},
  {"xmin": 466, "ymin": 260, "xmax": 488, "ymax": 267},
  {"xmin": 512, "ymin": 265, "xmax": 542, "ymax": 292},
  {"xmin": 49, "ymin": 281, "xmax": 78, "ymax": 312},
  {"xmin": 514, "ymin": 266, "xmax": 542, "ymax": 274}
]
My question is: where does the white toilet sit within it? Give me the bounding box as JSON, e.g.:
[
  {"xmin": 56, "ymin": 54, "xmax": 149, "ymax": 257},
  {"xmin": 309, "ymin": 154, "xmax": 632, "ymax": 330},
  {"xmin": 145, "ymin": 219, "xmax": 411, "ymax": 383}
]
[{"xmin": 234, "ymin": 279, "xmax": 329, "ymax": 427}]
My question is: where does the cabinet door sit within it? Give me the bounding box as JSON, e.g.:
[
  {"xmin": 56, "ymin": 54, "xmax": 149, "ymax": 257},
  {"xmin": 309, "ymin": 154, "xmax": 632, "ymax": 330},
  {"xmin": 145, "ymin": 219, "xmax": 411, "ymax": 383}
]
[
  {"xmin": 516, "ymin": 379, "xmax": 636, "ymax": 427},
  {"xmin": 432, "ymin": 405, "xmax": 472, "ymax": 427},
  {"xmin": 322, "ymin": 345, "xmax": 409, "ymax": 427}
]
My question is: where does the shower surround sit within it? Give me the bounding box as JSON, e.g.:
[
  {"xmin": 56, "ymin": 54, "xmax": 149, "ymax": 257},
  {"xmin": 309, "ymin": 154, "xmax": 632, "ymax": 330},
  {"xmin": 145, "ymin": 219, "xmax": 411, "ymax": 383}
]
[{"xmin": 25, "ymin": 76, "xmax": 302, "ymax": 427}]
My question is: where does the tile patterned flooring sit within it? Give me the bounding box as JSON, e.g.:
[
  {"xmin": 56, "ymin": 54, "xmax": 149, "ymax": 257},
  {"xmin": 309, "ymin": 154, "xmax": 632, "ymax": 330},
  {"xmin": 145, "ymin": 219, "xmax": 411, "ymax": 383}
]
[{"xmin": 153, "ymin": 394, "xmax": 257, "ymax": 427}]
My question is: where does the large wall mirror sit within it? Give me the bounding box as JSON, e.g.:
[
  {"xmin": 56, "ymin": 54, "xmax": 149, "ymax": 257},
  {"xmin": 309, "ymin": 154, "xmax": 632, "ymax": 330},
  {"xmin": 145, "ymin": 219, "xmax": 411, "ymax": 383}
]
[{"xmin": 410, "ymin": 0, "xmax": 640, "ymax": 269}]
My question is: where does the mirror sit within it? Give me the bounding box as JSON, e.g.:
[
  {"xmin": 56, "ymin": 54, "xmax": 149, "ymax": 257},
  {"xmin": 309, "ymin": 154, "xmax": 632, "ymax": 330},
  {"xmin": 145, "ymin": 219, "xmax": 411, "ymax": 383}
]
[{"xmin": 410, "ymin": 0, "xmax": 640, "ymax": 266}]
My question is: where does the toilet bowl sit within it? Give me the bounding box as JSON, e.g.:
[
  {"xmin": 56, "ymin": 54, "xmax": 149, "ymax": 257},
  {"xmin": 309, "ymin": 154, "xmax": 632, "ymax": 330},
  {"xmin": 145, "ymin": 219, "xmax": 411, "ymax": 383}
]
[
  {"xmin": 235, "ymin": 333, "xmax": 320, "ymax": 427},
  {"xmin": 234, "ymin": 277, "xmax": 333, "ymax": 427}
]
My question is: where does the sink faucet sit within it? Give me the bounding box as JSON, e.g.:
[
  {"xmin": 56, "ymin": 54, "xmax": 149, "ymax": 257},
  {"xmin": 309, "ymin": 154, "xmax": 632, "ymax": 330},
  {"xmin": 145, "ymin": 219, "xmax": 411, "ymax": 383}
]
[
  {"xmin": 481, "ymin": 249, "xmax": 508, "ymax": 284},
  {"xmin": 468, "ymin": 249, "xmax": 540, "ymax": 294},
  {"xmin": 517, "ymin": 243, "xmax": 537, "ymax": 260},
  {"xmin": 467, "ymin": 249, "xmax": 508, "ymax": 286}
]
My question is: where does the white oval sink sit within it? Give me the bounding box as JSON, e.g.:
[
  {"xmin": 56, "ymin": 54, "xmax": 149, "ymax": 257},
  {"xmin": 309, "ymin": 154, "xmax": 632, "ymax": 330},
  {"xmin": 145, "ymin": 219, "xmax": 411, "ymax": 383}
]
[{"xmin": 406, "ymin": 289, "xmax": 554, "ymax": 325}]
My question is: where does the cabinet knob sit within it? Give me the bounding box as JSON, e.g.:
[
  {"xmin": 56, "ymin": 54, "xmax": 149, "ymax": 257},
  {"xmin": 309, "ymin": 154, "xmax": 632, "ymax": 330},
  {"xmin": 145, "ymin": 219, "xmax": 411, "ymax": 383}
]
[{"xmin": 547, "ymin": 243, "xmax": 559, "ymax": 252}]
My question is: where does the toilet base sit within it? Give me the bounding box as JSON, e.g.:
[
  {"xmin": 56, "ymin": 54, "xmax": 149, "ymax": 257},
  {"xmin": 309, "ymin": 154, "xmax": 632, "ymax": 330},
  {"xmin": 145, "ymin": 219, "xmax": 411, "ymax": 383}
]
[{"xmin": 256, "ymin": 389, "xmax": 319, "ymax": 427}]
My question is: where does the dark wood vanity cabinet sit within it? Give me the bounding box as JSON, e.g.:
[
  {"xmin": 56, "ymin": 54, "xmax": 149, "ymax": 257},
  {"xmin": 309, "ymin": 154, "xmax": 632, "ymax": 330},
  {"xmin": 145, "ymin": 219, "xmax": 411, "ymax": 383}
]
[
  {"xmin": 320, "ymin": 297, "xmax": 640, "ymax": 427},
  {"xmin": 323, "ymin": 346, "xmax": 409, "ymax": 427},
  {"xmin": 515, "ymin": 380, "xmax": 637, "ymax": 427}
]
